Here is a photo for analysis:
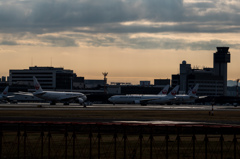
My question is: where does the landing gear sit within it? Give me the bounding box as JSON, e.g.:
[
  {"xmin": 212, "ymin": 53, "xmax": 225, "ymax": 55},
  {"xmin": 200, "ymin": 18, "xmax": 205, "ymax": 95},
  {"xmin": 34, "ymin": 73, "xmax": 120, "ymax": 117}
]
[
  {"xmin": 140, "ymin": 102, "xmax": 148, "ymax": 106},
  {"xmin": 50, "ymin": 102, "xmax": 56, "ymax": 105}
]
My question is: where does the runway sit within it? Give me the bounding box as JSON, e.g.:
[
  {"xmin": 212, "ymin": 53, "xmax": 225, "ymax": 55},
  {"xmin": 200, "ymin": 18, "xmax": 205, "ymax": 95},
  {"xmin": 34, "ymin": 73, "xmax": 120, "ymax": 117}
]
[
  {"xmin": 0, "ymin": 103, "xmax": 240, "ymax": 125},
  {"xmin": 0, "ymin": 102, "xmax": 239, "ymax": 111}
]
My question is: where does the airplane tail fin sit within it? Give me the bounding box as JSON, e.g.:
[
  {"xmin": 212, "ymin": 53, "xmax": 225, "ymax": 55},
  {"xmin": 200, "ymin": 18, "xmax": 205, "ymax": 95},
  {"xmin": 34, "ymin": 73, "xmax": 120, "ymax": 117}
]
[
  {"xmin": 33, "ymin": 76, "xmax": 43, "ymax": 93},
  {"xmin": 1, "ymin": 86, "xmax": 9, "ymax": 97},
  {"xmin": 158, "ymin": 85, "xmax": 170, "ymax": 95},
  {"xmin": 167, "ymin": 85, "xmax": 179, "ymax": 97},
  {"xmin": 188, "ymin": 84, "xmax": 199, "ymax": 96}
]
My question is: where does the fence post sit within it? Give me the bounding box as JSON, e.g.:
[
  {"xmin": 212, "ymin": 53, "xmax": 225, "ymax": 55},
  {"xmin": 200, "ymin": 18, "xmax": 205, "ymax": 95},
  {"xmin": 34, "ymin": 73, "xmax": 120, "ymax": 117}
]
[
  {"xmin": 165, "ymin": 126, "xmax": 169, "ymax": 159},
  {"xmin": 48, "ymin": 124, "xmax": 51, "ymax": 159},
  {"xmin": 220, "ymin": 132, "xmax": 224, "ymax": 159},
  {"xmin": 233, "ymin": 128, "xmax": 237, "ymax": 159},
  {"xmin": 97, "ymin": 125, "xmax": 101, "ymax": 159},
  {"xmin": 192, "ymin": 127, "xmax": 196, "ymax": 159},
  {"xmin": 139, "ymin": 126, "xmax": 143, "ymax": 159},
  {"xmin": 65, "ymin": 125, "xmax": 68, "ymax": 159},
  {"xmin": 41, "ymin": 124, "xmax": 44, "ymax": 159},
  {"xmin": 176, "ymin": 128, "xmax": 180, "ymax": 159},
  {"xmin": 89, "ymin": 126, "xmax": 92, "ymax": 159},
  {"xmin": 72, "ymin": 125, "xmax": 76, "ymax": 159},
  {"xmin": 149, "ymin": 126, "xmax": 153, "ymax": 159},
  {"xmin": 113, "ymin": 130, "xmax": 117, "ymax": 159},
  {"xmin": 23, "ymin": 124, "xmax": 27, "ymax": 159},
  {"xmin": 17, "ymin": 124, "xmax": 20, "ymax": 159},
  {"xmin": 204, "ymin": 131, "xmax": 208, "ymax": 159},
  {"xmin": 123, "ymin": 126, "xmax": 127, "ymax": 159}
]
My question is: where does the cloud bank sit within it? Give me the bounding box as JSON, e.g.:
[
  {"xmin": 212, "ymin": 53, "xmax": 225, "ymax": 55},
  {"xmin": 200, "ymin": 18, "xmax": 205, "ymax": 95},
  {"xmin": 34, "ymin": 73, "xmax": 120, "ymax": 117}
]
[{"xmin": 0, "ymin": 0, "xmax": 240, "ymax": 50}]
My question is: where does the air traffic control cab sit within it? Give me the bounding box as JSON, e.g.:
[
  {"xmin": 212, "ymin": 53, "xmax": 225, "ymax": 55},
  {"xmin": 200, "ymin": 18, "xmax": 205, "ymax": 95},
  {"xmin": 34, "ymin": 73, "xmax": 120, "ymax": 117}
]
[{"xmin": 213, "ymin": 47, "xmax": 231, "ymax": 96}]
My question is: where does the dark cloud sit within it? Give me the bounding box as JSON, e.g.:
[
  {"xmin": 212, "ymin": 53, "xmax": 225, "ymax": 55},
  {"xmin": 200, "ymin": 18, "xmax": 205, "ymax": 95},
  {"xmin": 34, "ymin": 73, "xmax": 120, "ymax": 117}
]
[
  {"xmin": 84, "ymin": 35, "xmax": 240, "ymax": 50},
  {"xmin": 0, "ymin": 0, "xmax": 239, "ymax": 50},
  {"xmin": 0, "ymin": 40, "xmax": 18, "ymax": 45},
  {"xmin": 0, "ymin": 0, "xmax": 239, "ymax": 33},
  {"xmin": 40, "ymin": 35, "xmax": 79, "ymax": 47}
]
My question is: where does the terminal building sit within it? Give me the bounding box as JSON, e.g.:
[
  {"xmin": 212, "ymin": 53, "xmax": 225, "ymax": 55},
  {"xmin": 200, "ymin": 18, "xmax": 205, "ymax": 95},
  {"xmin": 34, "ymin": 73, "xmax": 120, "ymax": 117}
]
[
  {"xmin": 172, "ymin": 47, "xmax": 231, "ymax": 96},
  {"xmin": 9, "ymin": 66, "xmax": 76, "ymax": 90}
]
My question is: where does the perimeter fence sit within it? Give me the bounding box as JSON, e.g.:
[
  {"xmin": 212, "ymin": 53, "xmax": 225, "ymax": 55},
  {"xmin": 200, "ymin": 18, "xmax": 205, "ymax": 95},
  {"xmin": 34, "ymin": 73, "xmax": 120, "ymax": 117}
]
[{"xmin": 0, "ymin": 121, "xmax": 240, "ymax": 159}]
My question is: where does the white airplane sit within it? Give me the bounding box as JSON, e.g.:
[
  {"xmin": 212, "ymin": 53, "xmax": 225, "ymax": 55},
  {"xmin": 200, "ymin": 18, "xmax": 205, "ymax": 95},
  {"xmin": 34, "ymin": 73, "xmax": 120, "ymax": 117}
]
[
  {"xmin": 33, "ymin": 76, "xmax": 87, "ymax": 105},
  {"xmin": 173, "ymin": 84, "xmax": 199, "ymax": 104},
  {"xmin": 0, "ymin": 86, "xmax": 9, "ymax": 102},
  {"xmin": 108, "ymin": 85, "xmax": 179, "ymax": 105}
]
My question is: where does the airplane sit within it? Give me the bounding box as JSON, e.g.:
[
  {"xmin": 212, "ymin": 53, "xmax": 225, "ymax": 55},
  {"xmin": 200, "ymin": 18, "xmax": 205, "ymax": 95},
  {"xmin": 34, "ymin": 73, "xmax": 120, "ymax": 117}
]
[
  {"xmin": 173, "ymin": 84, "xmax": 199, "ymax": 104},
  {"xmin": 158, "ymin": 85, "xmax": 170, "ymax": 95},
  {"xmin": 129, "ymin": 84, "xmax": 170, "ymax": 96},
  {"xmin": 33, "ymin": 76, "xmax": 87, "ymax": 105},
  {"xmin": 0, "ymin": 86, "xmax": 9, "ymax": 102},
  {"xmin": 108, "ymin": 85, "xmax": 179, "ymax": 105}
]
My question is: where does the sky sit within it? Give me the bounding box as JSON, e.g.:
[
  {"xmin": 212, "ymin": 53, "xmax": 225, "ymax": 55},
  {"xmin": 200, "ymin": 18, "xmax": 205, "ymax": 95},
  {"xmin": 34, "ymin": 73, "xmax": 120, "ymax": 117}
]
[{"xmin": 0, "ymin": 0, "xmax": 240, "ymax": 84}]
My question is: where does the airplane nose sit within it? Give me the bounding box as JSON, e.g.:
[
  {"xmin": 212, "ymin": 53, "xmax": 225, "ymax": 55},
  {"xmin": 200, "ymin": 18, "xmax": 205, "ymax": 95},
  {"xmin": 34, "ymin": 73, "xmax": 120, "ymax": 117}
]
[{"xmin": 108, "ymin": 97, "xmax": 113, "ymax": 102}]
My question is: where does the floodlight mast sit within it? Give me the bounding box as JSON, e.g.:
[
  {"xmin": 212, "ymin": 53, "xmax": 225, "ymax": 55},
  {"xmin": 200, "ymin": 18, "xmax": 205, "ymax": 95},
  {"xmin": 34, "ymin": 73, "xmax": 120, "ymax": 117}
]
[{"xmin": 102, "ymin": 72, "xmax": 108, "ymax": 93}]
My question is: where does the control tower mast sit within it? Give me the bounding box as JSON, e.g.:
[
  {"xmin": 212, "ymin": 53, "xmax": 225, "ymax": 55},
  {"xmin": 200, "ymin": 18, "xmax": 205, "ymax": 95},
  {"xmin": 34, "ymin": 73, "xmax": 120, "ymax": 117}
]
[{"xmin": 213, "ymin": 47, "xmax": 231, "ymax": 96}]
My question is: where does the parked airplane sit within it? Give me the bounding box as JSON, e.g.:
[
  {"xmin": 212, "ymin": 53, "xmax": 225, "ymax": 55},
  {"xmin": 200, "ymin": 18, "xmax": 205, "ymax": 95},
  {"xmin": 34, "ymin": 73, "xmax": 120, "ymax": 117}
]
[
  {"xmin": 158, "ymin": 85, "xmax": 170, "ymax": 95},
  {"xmin": 173, "ymin": 84, "xmax": 199, "ymax": 104},
  {"xmin": 0, "ymin": 86, "xmax": 9, "ymax": 102},
  {"xmin": 108, "ymin": 85, "xmax": 179, "ymax": 105},
  {"xmin": 33, "ymin": 76, "xmax": 87, "ymax": 105}
]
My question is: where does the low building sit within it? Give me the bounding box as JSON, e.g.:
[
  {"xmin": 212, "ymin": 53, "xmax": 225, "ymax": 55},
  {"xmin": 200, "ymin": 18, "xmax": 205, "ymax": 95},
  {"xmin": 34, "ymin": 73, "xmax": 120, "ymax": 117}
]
[
  {"xmin": 154, "ymin": 79, "xmax": 170, "ymax": 86},
  {"xmin": 140, "ymin": 81, "xmax": 150, "ymax": 86},
  {"xmin": 9, "ymin": 66, "xmax": 76, "ymax": 90},
  {"xmin": 84, "ymin": 80, "xmax": 105, "ymax": 89}
]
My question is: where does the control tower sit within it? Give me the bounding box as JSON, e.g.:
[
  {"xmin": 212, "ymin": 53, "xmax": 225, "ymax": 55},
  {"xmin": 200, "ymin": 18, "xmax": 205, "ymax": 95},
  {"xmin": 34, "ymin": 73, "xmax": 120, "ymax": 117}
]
[{"xmin": 214, "ymin": 47, "xmax": 231, "ymax": 96}]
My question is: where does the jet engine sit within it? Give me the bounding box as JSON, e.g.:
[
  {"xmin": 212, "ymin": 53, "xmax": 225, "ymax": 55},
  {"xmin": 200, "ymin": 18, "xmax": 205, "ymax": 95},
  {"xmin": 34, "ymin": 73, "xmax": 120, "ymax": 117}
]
[
  {"xmin": 78, "ymin": 98, "xmax": 84, "ymax": 104},
  {"xmin": 134, "ymin": 100, "xmax": 140, "ymax": 104}
]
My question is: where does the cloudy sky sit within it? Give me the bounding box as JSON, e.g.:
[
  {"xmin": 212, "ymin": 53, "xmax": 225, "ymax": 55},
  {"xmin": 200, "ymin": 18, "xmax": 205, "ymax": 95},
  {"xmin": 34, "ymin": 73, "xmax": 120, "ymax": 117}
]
[{"xmin": 0, "ymin": 0, "xmax": 240, "ymax": 84}]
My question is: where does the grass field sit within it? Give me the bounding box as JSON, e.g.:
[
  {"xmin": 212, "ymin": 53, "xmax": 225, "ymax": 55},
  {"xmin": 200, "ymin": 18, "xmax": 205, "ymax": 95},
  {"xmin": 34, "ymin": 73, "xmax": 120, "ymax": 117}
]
[{"xmin": 0, "ymin": 109, "xmax": 240, "ymax": 125}]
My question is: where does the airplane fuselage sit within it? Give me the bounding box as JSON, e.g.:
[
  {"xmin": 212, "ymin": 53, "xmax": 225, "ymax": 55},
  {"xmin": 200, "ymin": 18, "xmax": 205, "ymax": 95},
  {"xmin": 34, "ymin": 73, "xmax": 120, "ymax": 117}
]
[
  {"xmin": 108, "ymin": 94, "xmax": 174, "ymax": 104},
  {"xmin": 33, "ymin": 91, "xmax": 87, "ymax": 102},
  {"xmin": 173, "ymin": 95, "xmax": 198, "ymax": 103}
]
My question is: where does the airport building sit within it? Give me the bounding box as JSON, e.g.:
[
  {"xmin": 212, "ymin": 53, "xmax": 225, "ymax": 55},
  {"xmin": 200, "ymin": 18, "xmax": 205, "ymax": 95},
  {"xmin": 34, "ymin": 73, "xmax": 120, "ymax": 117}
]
[
  {"xmin": 84, "ymin": 80, "xmax": 106, "ymax": 89},
  {"xmin": 154, "ymin": 79, "xmax": 170, "ymax": 86},
  {"xmin": 9, "ymin": 66, "xmax": 76, "ymax": 90},
  {"xmin": 172, "ymin": 47, "xmax": 231, "ymax": 96}
]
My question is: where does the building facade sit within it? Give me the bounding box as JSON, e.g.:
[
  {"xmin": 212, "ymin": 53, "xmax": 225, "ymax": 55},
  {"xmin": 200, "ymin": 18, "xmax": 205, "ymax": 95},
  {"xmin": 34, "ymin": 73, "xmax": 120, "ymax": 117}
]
[
  {"xmin": 172, "ymin": 47, "xmax": 230, "ymax": 96},
  {"xmin": 9, "ymin": 66, "xmax": 75, "ymax": 90},
  {"xmin": 154, "ymin": 79, "xmax": 170, "ymax": 86}
]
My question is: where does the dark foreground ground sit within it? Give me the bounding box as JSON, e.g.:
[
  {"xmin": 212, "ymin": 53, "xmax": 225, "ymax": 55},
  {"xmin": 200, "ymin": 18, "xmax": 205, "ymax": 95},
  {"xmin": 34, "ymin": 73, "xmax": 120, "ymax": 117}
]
[{"xmin": 0, "ymin": 107, "xmax": 240, "ymax": 125}]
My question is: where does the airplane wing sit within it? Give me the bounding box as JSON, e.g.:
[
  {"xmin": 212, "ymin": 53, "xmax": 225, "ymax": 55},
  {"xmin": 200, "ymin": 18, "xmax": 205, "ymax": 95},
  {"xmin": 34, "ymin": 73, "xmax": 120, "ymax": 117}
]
[
  {"xmin": 139, "ymin": 97, "xmax": 175, "ymax": 105},
  {"xmin": 6, "ymin": 95, "xmax": 15, "ymax": 98},
  {"xmin": 139, "ymin": 98, "xmax": 163, "ymax": 102},
  {"xmin": 14, "ymin": 91, "xmax": 34, "ymax": 96},
  {"xmin": 198, "ymin": 96, "xmax": 208, "ymax": 99},
  {"xmin": 58, "ymin": 95, "xmax": 84, "ymax": 101}
]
